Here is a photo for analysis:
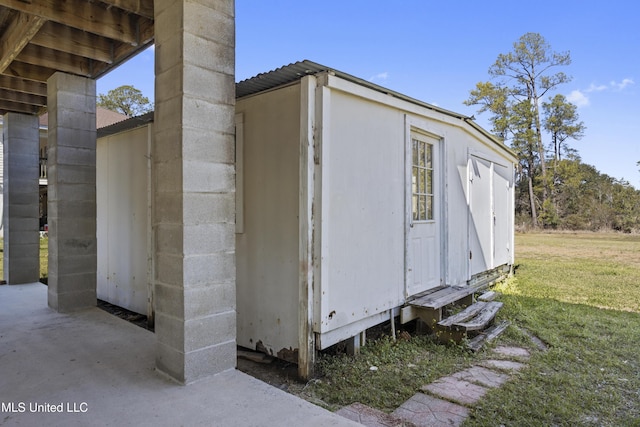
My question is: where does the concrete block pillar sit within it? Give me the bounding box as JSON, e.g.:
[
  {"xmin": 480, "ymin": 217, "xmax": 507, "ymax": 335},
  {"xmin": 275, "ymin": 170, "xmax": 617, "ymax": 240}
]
[
  {"xmin": 2, "ymin": 113, "xmax": 40, "ymax": 284},
  {"xmin": 46, "ymin": 72, "xmax": 97, "ymax": 312},
  {"xmin": 153, "ymin": 0, "xmax": 236, "ymax": 383}
]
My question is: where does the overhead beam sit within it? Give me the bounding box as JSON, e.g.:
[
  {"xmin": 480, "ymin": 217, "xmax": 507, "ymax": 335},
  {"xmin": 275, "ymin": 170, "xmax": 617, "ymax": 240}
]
[
  {"xmin": 101, "ymin": 0, "xmax": 154, "ymax": 20},
  {"xmin": 0, "ymin": 99, "xmax": 40, "ymax": 115},
  {"xmin": 91, "ymin": 21, "xmax": 154, "ymax": 78},
  {"xmin": 0, "ymin": 75, "xmax": 47, "ymax": 96},
  {"xmin": 2, "ymin": 61, "xmax": 56, "ymax": 83},
  {"xmin": 17, "ymin": 44, "xmax": 93, "ymax": 77},
  {"xmin": 2, "ymin": 0, "xmax": 151, "ymax": 45},
  {"xmin": 31, "ymin": 21, "xmax": 115, "ymax": 64},
  {"xmin": 0, "ymin": 88, "xmax": 46, "ymax": 107},
  {"xmin": 0, "ymin": 11, "xmax": 45, "ymax": 73}
]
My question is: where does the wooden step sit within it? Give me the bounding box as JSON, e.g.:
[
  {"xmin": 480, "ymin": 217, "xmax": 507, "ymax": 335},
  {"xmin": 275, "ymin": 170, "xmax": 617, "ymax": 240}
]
[
  {"xmin": 438, "ymin": 302, "xmax": 488, "ymax": 327},
  {"xmin": 454, "ymin": 301, "xmax": 503, "ymax": 331},
  {"xmin": 410, "ymin": 285, "xmax": 479, "ymax": 310},
  {"xmin": 437, "ymin": 301, "xmax": 503, "ymax": 331},
  {"xmin": 478, "ymin": 290, "xmax": 499, "ymax": 302},
  {"xmin": 467, "ymin": 320, "xmax": 510, "ymax": 352}
]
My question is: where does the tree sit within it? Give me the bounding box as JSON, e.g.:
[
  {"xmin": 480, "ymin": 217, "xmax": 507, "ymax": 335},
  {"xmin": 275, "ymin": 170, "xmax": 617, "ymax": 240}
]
[
  {"xmin": 542, "ymin": 94, "xmax": 585, "ymax": 162},
  {"xmin": 97, "ymin": 85, "xmax": 153, "ymax": 116},
  {"xmin": 465, "ymin": 33, "xmax": 572, "ymax": 227},
  {"xmin": 542, "ymin": 94, "xmax": 585, "ymax": 224}
]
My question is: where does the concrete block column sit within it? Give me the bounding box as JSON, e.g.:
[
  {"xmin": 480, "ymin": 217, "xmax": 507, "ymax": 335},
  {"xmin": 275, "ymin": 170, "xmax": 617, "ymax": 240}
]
[
  {"xmin": 2, "ymin": 113, "xmax": 40, "ymax": 284},
  {"xmin": 153, "ymin": 0, "xmax": 236, "ymax": 383},
  {"xmin": 46, "ymin": 72, "xmax": 97, "ymax": 312}
]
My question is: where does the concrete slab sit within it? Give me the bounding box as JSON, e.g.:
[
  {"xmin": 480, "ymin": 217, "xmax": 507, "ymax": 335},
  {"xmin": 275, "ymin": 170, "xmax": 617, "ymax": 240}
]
[
  {"xmin": 337, "ymin": 402, "xmax": 415, "ymax": 427},
  {"xmin": 452, "ymin": 366, "xmax": 510, "ymax": 388},
  {"xmin": 391, "ymin": 393, "xmax": 468, "ymax": 427},
  {"xmin": 421, "ymin": 377, "xmax": 488, "ymax": 406},
  {"xmin": 0, "ymin": 283, "xmax": 358, "ymax": 426}
]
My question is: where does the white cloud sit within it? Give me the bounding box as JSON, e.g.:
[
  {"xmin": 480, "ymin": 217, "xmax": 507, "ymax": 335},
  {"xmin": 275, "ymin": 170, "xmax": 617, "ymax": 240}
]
[
  {"xmin": 369, "ymin": 72, "xmax": 389, "ymax": 82},
  {"xmin": 611, "ymin": 78, "xmax": 634, "ymax": 90},
  {"xmin": 585, "ymin": 83, "xmax": 608, "ymax": 92},
  {"xmin": 567, "ymin": 89, "xmax": 590, "ymax": 107},
  {"xmin": 569, "ymin": 77, "xmax": 634, "ymax": 107}
]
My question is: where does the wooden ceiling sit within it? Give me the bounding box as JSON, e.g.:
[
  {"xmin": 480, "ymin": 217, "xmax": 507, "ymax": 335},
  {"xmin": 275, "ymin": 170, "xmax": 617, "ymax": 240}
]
[{"xmin": 0, "ymin": 0, "xmax": 154, "ymax": 116}]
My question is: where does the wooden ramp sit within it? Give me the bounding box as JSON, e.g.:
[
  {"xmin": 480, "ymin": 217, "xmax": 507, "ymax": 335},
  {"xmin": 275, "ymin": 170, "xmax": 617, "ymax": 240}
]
[{"xmin": 401, "ymin": 287, "xmax": 507, "ymax": 351}]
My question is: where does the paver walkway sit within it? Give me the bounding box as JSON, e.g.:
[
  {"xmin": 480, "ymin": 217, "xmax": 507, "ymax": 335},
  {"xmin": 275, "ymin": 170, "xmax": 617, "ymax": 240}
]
[{"xmin": 336, "ymin": 346, "xmax": 531, "ymax": 427}]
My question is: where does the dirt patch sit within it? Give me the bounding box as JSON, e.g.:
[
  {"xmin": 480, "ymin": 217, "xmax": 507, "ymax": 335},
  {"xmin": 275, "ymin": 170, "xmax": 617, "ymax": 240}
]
[
  {"xmin": 236, "ymin": 351, "xmax": 306, "ymax": 394},
  {"xmin": 97, "ymin": 299, "xmax": 152, "ymax": 331}
]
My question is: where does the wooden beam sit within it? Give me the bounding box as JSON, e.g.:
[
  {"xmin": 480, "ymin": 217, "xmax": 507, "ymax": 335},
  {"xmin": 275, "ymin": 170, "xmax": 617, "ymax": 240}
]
[
  {"xmin": 0, "ymin": 75, "xmax": 47, "ymax": 96},
  {"xmin": 17, "ymin": 44, "xmax": 93, "ymax": 77},
  {"xmin": 2, "ymin": 0, "xmax": 152, "ymax": 45},
  {"xmin": 0, "ymin": 99, "xmax": 39, "ymax": 115},
  {"xmin": 31, "ymin": 21, "xmax": 115, "ymax": 64},
  {"xmin": 2, "ymin": 61, "xmax": 55, "ymax": 83},
  {"xmin": 0, "ymin": 88, "xmax": 46, "ymax": 107},
  {"xmin": 91, "ymin": 27, "xmax": 154, "ymax": 79},
  {"xmin": 0, "ymin": 11, "xmax": 46, "ymax": 73},
  {"xmin": 101, "ymin": 0, "xmax": 154, "ymax": 20}
]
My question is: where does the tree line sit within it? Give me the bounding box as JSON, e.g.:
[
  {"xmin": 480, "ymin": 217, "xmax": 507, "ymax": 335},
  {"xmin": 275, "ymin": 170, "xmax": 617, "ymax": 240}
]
[{"xmin": 465, "ymin": 33, "xmax": 640, "ymax": 232}]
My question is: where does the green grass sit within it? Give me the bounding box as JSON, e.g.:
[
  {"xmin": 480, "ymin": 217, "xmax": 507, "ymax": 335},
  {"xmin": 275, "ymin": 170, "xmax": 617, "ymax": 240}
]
[
  {"xmin": 309, "ymin": 335, "xmax": 474, "ymax": 412},
  {"xmin": 0, "ymin": 237, "xmax": 48, "ymax": 280},
  {"xmin": 465, "ymin": 233, "xmax": 640, "ymax": 426},
  {"xmin": 304, "ymin": 232, "xmax": 640, "ymax": 426}
]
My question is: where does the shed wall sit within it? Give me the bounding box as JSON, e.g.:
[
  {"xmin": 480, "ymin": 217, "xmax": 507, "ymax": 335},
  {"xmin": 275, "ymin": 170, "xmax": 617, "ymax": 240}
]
[
  {"xmin": 316, "ymin": 89, "xmax": 406, "ymax": 335},
  {"xmin": 236, "ymin": 85, "xmax": 301, "ymax": 356},
  {"xmin": 96, "ymin": 125, "xmax": 150, "ymax": 314}
]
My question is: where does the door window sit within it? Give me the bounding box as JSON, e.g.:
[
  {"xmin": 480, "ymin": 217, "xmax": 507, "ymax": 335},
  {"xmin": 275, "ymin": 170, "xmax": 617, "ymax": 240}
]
[{"xmin": 412, "ymin": 138, "xmax": 433, "ymax": 221}]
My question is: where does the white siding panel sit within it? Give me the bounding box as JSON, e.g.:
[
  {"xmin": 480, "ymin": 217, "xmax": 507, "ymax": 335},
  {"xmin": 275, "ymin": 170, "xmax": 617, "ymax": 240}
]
[
  {"xmin": 236, "ymin": 84, "xmax": 301, "ymax": 356},
  {"xmin": 318, "ymin": 90, "xmax": 405, "ymax": 334},
  {"xmin": 96, "ymin": 126, "xmax": 150, "ymax": 314}
]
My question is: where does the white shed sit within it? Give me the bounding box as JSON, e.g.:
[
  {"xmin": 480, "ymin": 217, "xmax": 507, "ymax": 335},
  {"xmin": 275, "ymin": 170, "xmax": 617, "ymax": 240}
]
[
  {"xmin": 92, "ymin": 61, "xmax": 516, "ymax": 378},
  {"xmin": 234, "ymin": 61, "xmax": 516, "ymax": 374}
]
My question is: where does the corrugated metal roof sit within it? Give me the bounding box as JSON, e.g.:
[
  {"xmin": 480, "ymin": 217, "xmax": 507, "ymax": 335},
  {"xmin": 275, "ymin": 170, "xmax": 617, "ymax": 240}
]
[
  {"xmin": 236, "ymin": 60, "xmax": 510, "ymax": 154},
  {"xmin": 93, "ymin": 60, "xmax": 512, "ymax": 158},
  {"xmin": 236, "ymin": 60, "xmax": 467, "ymax": 119},
  {"xmin": 97, "ymin": 111, "xmax": 153, "ymax": 138},
  {"xmin": 236, "ymin": 61, "xmax": 330, "ymax": 99}
]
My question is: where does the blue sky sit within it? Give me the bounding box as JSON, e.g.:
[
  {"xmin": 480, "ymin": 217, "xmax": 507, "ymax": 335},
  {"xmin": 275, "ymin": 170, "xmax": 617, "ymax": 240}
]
[{"xmin": 98, "ymin": 0, "xmax": 640, "ymax": 186}]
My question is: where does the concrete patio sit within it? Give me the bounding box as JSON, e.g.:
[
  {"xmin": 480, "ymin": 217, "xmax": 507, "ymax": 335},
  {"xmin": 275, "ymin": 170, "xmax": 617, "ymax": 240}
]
[{"xmin": 0, "ymin": 283, "xmax": 357, "ymax": 426}]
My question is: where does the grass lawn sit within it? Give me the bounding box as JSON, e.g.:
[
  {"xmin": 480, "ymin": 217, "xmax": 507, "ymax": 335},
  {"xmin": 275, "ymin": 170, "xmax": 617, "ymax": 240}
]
[
  {"xmin": 0, "ymin": 237, "xmax": 48, "ymax": 280},
  {"xmin": 304, "ymin": 232, "xmax": 640, "ymax": 426},
  {"xmin": 3, "ymin": 233, "xmax": 639, "ymax": 424}
]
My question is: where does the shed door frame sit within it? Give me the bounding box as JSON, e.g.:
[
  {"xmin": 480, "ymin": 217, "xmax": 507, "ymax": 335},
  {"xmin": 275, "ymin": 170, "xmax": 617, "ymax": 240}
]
[
  {"xmin": 467, "ymin": 148, "xmax": 511, "ymax": 278},
  {"xmin": 404, "ymin": 118, "xmax": 446, "ymax": 298}
]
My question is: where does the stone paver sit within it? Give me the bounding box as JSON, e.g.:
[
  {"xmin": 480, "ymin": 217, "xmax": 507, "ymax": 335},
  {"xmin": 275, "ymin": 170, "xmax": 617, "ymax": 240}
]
[
  {"xmin": 493, "ymin": 346, "xmax": 531, "ymax": 359},
  {"xmin": 337, "ymin": 346, "xmax": 533, "ymax": 426},
  {"xmin": 337, "ymin": 403, "xmax": 415, "ymax": 427},
  {"xmin": 481, "ymin": 359, "xmax": 526, "ymax": 372},
  {"xmin": 421, "ymin": 377, "xmax": 488, "ymax": 406},
  {"xmin": 452, "ymin": 366, "xmax": 510, "ymax": 388},
  {"xmin": 392, "ymin": 393, "xmax": 468, "ymax": 427}
]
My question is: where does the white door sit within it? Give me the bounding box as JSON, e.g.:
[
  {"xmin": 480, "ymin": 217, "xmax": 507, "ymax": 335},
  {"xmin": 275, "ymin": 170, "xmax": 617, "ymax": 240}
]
[
  {"xmin": 468, "ymin": 154, "xmax": 512, "ymax": 276},
  {"xmin": 406, "ymin": 132, "xmax": 441, "ymax": 297},
  {"xmin": 468, "ymin": 155, "xmax": 493, "ymax": 276}
]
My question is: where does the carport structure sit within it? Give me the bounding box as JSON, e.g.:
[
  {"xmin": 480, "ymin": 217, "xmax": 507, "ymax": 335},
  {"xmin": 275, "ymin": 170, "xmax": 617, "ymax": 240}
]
[{"xmin": 0, "ymin": 0, "xmax": 236, "ymax": 384}]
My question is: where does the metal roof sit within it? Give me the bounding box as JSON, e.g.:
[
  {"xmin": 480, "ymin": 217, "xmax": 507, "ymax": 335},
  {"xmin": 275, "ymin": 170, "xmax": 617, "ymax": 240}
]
[
  {"xmin": 235, "ymin": 61, "xmax": 329, "ymax": 99},
  {"xmin": 97, "ymin": 111, "xmax": 153, "ymax": 139},
  {"xmin": 235, "ymin": 60, "xmax": 510, "ymax": 153},
  {"xmin": 99, "ymin": 60, "xmax": 513, "ymax": 158},
  {"xmin": 236, "ymin": 60, "xmax": 469, "ymax": 119}
]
